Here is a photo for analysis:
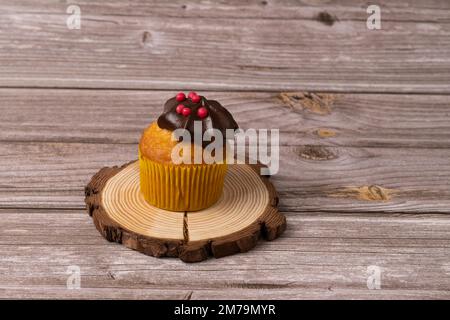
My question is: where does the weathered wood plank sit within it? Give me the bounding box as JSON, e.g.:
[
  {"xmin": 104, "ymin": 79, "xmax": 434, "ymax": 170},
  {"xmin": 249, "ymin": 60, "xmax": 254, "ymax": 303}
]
[
  {"xmin": 0, "ymin": 211, "xmax": 449, "ymax": 299},
  {"xmin": 2, "ymin": 209, "xmax": 450, "ymax": 243},
  {"xmin": 2, "ymin": 287, "xmax": 448, "ymax": 300},
  {"xmin": 1, "ymin": 89, "xmax": 450, "ymax": 148},
  {"xmin": 190, "ymin": 289, "xmax": 450, "ymax": 300},
  {"xmin": 0, "ymin": 287, "xmax": 193, "ymax": 300},
  {"xmin": 1, "ymin": 142, "xmax": 450, "ymax": 213},
  {"xmin": 0, "ymin": 13, "xmax": 449, "ymax": 92},
  {"xmin": 3, "ymin": 0, "xmax": 450, "ymax": 22},
  {"xmin": 277, "ymin": 145, "xmax": 450, "ymax": 213}
]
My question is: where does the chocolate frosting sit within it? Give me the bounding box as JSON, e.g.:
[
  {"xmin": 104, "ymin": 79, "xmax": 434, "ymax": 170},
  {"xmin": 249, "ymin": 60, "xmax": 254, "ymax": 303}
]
[{"xmin": 157, "ymin": 95, "xmax": 238, "ymax": 146}]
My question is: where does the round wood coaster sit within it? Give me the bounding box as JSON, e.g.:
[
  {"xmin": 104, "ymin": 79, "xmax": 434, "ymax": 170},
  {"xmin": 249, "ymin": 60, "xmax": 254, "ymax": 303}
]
[{"xmin": 85, "ymin": 161, "xmax": 286, "ymax": 262}]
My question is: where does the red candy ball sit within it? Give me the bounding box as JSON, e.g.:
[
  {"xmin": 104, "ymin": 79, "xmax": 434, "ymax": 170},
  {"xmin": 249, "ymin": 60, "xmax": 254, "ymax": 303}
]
[
  {"xmin": 176, "ymin": 92, "xmax": 186, "ymax": 102},
  {"xmin": 197, "ymin": 107, "xmax": 208, "ymax": 119},
  {"xmin": 182, "ymin": 107, "xmax": 191, "ymax": 116},
  {"xmin": 188, "ymin": 91, "xmax": 197, "ymax": 99},
  {"xmin": 191, "ymin": 94, "xmax": 201, "ymax": 103},
  {"xmin": 176, "ymin": 104, "xmax": 184, "ymax": 114}
]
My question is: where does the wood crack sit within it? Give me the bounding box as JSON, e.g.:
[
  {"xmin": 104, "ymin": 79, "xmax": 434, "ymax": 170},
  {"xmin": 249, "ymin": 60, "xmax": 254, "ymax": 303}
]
[{"xmin": 183, "ymin": 212, "xmax": 189, "ymax": 243}]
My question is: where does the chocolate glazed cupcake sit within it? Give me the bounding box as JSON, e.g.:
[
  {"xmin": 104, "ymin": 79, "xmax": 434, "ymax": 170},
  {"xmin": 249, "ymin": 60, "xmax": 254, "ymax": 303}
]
[{"xmin": 139, "ymin": 91, "xmax": 238, "ymax": 211}]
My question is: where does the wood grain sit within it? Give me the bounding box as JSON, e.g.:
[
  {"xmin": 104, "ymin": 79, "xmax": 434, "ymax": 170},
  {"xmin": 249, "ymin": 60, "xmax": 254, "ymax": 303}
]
[
  {"xmin": 99, "ymin": 162, "xmax": 185, "ymax": 240},
  {"xmin": 2, "ymin": 141, "xmax": 450, "ymax": 213},
  {"xmin": 1, "ymin": 0, "xmax": 450, "ymax": 300},
  {"xmin": 85, "ymin": 161, "xmax": 285, "ymax": 262},
  {"xmin": 4, "ymin": 0, "xmax": 450, "ymax": 22},
  {"xmin": 1, "ymin": 209, "xmax": 449, "ymax": 299},
  {"xmin": 1, "ymin": 89, "xmax": 449, "ymax": 148},
  {"xmin": 0, "ymin": 10, "xmax": 449, "ymax": 92}
]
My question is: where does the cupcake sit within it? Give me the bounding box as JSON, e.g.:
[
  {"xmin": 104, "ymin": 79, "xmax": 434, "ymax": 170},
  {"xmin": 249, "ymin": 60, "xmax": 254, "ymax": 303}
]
[{"xmin": 139, "ymin": 91, "xmax": 238, "ymax": 211}]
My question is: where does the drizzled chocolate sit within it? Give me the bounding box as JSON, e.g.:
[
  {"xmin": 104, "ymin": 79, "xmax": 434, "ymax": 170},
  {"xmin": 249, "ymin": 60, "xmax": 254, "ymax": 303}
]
[{"xmin": 157, "ymin": 92, "xmax": 238, "ymax": 146}]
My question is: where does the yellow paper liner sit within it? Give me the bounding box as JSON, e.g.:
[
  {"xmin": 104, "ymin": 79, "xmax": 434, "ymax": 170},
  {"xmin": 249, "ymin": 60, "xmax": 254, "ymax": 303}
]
[{"xmin": 139, "ymin": 149, "xmax": 227, "ymax": 211}]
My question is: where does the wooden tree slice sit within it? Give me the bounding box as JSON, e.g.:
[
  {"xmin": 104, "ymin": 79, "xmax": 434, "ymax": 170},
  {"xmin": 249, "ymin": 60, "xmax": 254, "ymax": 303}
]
[{"xmin": 85, "ymin": 161, "xmax": 286, "ymax": 263}]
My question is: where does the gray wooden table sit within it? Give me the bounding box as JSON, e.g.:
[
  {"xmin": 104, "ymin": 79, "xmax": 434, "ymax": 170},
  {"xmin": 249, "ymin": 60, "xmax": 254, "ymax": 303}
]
[{"xmin": 1, "ymin": 0, "xmax": 450, "ymax": 299}]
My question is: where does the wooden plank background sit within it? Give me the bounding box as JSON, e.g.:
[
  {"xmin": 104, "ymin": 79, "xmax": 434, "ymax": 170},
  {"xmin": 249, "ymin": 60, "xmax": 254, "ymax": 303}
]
[
  {"xmin": 1, "ymin": 1, "xmax": 450, "ymax": 92},
  {"xmin": 1, "ymin": 0, "xmax": 450, "ymax": 299}
]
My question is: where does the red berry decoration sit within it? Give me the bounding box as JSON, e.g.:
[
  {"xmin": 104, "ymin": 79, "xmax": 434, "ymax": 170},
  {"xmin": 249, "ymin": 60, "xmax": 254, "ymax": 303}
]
[
  {"xmin": 188, "ymin": 91, "xmax": 197, "ymax": 100},
  {"xmin": 191, "ymin": 94, "xmax": 201, "ymax": 103},
  {"xmin": 197, "ymin": 107, "xmax": 208, "ymax": 119},
  {"xmin": 182, "ymin": 107, "xmax": 191, "ymax": 116},
  {"xmin": 176, "ymin": 104, "xmax": 184, "ymax": 114},
  {"xmin": 176, "ymin": 92, "xmax": 186, "ymax": 102}
]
